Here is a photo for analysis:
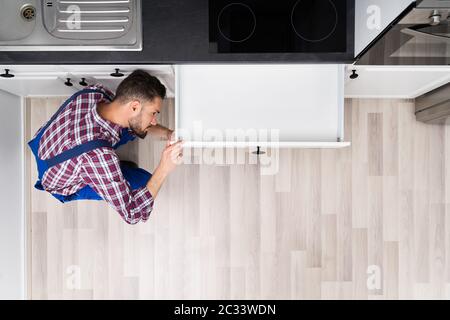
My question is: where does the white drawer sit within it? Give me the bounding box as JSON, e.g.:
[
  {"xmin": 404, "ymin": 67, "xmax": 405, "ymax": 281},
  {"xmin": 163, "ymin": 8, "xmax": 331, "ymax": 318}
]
[{"xmin": 175, "ymin": 64, "xmax": 350, "ymax": 149}]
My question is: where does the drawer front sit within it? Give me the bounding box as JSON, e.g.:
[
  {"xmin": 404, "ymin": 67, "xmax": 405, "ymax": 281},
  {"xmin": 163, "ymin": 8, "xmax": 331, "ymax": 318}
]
[{"xmin": 175, "ymin": 64, "xmax": 348, "ymax": 148}]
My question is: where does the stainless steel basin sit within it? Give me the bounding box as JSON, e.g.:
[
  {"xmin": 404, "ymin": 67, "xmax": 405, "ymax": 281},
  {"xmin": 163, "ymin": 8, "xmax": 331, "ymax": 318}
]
[
  {"xmin": 0, "ymin": 0, "xmax": 142, "ymax": 51},
  {"xmin": 0, "ymin": 1, "xmax": 37, "ymax": 41}
]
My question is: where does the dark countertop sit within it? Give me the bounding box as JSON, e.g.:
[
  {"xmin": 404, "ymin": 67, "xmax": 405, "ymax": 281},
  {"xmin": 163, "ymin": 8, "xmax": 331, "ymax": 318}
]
[{"xmin": 0, "ymin": 0, "xmax": 355, "ymax": 65}]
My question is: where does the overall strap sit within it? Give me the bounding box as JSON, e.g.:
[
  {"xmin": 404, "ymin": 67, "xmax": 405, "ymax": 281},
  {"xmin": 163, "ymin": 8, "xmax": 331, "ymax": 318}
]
[
  {"xmin": 39, "ymin": 88, "xmax": 112, "ymax": 138},
  {"xmin": 44, "ymin": 139, "xmax": 112, "ymax": 168},
  {"xmin": 40, "ymin": 88, "xmax": 114, "ymax": 169}
]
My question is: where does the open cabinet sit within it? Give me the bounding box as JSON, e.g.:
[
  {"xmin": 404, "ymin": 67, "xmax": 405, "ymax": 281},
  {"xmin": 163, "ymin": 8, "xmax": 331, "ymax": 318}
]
[
  {"xmin": 175, "ymin": 64, "xmax": 350, "ymax": 149},
  {"xmin": 0, "ymin": 63, "xmax": 351, "ymax": 298},
  {"xmin": 0, "ymin": 64, "xmax": 175, "ymax": 299}
]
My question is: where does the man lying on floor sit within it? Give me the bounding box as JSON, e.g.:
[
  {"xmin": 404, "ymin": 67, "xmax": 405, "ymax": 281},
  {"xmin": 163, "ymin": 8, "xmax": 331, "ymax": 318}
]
[{"xmin": 29, "ymin": 70, "xmax": 183, "ymax": 224}]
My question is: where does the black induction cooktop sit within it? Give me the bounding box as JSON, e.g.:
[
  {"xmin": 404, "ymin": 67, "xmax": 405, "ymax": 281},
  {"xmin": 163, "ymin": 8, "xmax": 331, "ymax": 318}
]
[{"xmin": 209, "ymin": 0, "xmax": 350, "ymax": 54}]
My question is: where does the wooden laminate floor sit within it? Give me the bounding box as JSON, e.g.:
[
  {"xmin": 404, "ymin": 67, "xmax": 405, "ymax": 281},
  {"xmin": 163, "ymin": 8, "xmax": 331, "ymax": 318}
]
[{"xmin": 25, "ymin": 97, "xmax": 450, "ymax": 299}]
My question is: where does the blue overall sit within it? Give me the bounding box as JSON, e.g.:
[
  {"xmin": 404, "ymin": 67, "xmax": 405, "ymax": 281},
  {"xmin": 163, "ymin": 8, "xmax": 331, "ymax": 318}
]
[{"xmin": 28, "ymin": 88, "xmax": 151, "ymax": 203}]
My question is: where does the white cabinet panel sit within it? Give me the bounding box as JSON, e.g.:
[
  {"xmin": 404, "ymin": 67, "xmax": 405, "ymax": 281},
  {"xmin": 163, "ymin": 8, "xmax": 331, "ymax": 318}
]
[
  {"xmin": 176, "ymin": 64, "xmax": 349, "ymax": 148},
  {"xmin": 0, "ymin": 89, "xmax": 24, "ymax": 299},
  {"xmin": 0, "ymin": 65, "xmax": 175, "ymax": 97},
  {"xmin": 345, "ymin": 66, "xmax": 450, "ymax": 99},
  {"xmin": 0, "ymin": 77, "xmax": 76, "ymax": 96}
]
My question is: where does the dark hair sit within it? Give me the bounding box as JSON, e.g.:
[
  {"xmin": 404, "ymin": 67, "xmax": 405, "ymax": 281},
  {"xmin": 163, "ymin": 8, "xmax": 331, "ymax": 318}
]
[{"xmin": 114, "ymin": 69, "xmax": 166, "ymax": 103}]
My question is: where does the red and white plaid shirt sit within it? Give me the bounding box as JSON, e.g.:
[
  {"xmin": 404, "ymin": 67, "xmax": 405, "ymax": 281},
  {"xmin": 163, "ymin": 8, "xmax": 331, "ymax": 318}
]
[{"xmin": 35, "ymin": 84, "xmax": 153, "ymax": 224}]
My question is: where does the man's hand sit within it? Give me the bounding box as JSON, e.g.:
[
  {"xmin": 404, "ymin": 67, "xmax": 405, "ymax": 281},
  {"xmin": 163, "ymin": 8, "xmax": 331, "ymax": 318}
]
[
  {"xmin": 146, "ymin": 139, "xmax": 183, "ymax": 199},
  {"xmin": 167, "ymin": 129, "xmax": 175, "ymax": 142},
  {"xmin": 159, "ymin": 139, "xmax": 184, "ymax": 175}
]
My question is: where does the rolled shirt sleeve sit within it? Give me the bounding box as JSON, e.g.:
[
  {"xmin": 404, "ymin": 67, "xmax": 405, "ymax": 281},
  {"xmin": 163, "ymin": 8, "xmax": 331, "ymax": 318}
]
[{"xmin": 80, "ymin": 147, "xmax": 153, "ymax": 224}]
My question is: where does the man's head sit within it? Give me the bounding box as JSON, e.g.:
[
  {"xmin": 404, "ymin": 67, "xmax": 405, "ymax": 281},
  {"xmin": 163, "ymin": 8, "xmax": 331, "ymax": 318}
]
[{"xmin": 113, "ymin": 69, "xmax": 167, "ymax": 139}]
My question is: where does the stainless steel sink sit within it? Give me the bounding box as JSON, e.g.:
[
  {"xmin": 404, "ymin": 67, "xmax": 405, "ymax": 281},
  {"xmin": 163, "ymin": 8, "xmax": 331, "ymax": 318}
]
[{"xmin": 0, "ymin": 0, "xmax": 142, "ymax": 51}]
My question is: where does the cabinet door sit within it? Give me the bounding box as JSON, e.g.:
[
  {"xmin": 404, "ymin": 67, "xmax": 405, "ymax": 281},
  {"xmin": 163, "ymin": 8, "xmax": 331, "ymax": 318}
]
[
  {"xmin": 0, "ymin": 65, "xmax": 175, "ymax": 97},
  {"xmin": 0, "ymin": 76, "xmax": 76, "ymax": 97},
  {"xmin": 175, "ymin": 64, "xmax": 349, "ymax": 149}
]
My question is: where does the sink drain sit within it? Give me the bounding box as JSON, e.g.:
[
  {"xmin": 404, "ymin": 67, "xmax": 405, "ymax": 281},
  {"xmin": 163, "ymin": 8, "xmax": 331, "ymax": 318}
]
[{"xmin": 20, "ymin": 4, "xmax": 36, "ymax": 21}]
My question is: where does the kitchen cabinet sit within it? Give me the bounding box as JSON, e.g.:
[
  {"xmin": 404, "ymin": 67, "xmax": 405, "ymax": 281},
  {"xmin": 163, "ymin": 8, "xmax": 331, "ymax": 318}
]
[
  {"xmin": 1, "ymin": 64, "xmax": 349, "ymax": 149},
  {"xmin": 175, "ymin": 64, "xmax": 349, "ymax": 149}
]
